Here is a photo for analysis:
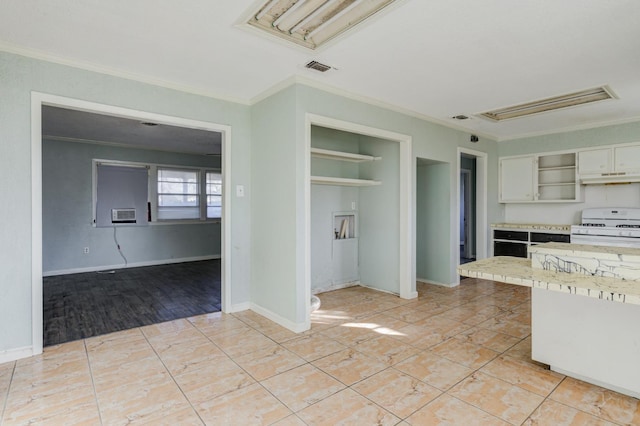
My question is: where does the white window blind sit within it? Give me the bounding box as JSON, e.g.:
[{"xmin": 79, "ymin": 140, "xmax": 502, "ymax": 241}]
[
  {"xmin": 157, "ymin": 168, "xmax": 200, "ymax": 220},
  {"xmin": 206, "ymin": 171, "xmax": 222, "ymax": 219}
]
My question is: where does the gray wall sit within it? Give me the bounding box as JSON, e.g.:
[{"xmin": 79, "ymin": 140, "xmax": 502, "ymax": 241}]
[{"xmin": 42, "ymin": 139, "xmax": 221, "ymax": 274}]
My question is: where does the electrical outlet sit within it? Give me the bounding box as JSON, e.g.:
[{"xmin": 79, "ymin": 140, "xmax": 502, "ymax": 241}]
[{"xmin": 83, "ymin": 247, "xmax": 89, "ymax": 254}]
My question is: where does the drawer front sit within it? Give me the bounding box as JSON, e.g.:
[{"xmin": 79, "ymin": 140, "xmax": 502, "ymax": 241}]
[
  {"xmin": 493, "ymin": 241, "xmax": 528, "ymax": 258},
  {"xmin": 493, "ymin": 230, "xmax": 528, "ymax": 241},
  {"xmin": 530, "ymin": 232, "xmax": 570, "ymax": 243}
]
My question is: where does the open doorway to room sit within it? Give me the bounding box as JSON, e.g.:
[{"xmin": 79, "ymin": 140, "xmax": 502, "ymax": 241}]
[
  {"xmin": 416, "ymin": 158, "xmax": 451, "ymax": 286},
  {"xmin": 32, "ymin": 96, "xmax": 231, "ymax": 350},
  {"xmin": 457, "ymin": 148, "xmax": 488, "ymax": 280},
  {"xmin": 459, "ymin": 155, "xmax": 476, "ymax": 264}
]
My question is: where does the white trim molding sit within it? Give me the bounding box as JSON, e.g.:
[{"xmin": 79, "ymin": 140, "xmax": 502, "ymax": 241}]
[
  {"xmin": 43, "ymin": 255, "xmax": 221, "ymax": 277},
  {"xmin": 0, "ymin": 346, "xmax": 35, "ymax": 364}
]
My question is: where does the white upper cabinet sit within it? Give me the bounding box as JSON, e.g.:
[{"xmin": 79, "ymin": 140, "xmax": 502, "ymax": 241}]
[
  {"xmin": 499, "ymin": 156, "xmax": 535, "ymax": 202},
  {"xmin": 578, "ymin": 142, "xmax": 640, "ymax": 184},
  {"xmin": 499, "ymin": 152, "xmax": 579, "ymax": 203},
  {"xmin": 614, "ymin": 145, "xmax": 640, "ymax": 173},
  {"xmin": 578, "ymin": 148, "xmax": 612, "ymax": 175}
]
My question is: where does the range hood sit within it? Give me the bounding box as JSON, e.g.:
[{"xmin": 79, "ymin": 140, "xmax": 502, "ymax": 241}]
[{"xmin": 580, "ymin": 172, "xmax": 640, "ymax": 185}]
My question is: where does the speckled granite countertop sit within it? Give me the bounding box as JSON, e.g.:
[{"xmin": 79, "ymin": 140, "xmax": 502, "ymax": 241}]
[
  {"xmin": 458, "ymin": 256, "xmax": 640, "ymax": 305},
  {"xmin": 491, "ymin": 223, "xmax": 572, "ymax": 232}
]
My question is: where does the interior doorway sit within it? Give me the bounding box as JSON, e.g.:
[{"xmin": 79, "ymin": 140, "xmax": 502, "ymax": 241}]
[
  {"xmin": 457, "ymin": 148, "xmax": 488, "ymax": 279},
  {"xmin": 31, "ymin": 93, "xmax": 232, "ymax": 355},
  {"xmin": 460, "ymin": 156, "xmax": 476, "ymax": 264}
]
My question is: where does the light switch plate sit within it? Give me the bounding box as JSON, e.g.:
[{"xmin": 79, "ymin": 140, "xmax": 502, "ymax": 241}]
[{"xmin": 236, "ymin": 185, "xmax": 245, "ymax": 197}]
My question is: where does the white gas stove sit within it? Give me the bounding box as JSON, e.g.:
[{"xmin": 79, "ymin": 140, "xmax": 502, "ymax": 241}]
[{"xmin": 571, "ymin": 208, "xmax": 640, "ymax": 247}]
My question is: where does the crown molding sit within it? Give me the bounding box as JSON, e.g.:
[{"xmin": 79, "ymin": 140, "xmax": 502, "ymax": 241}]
[
  {"xmin": 0, "ymin": 41, "xmax": 250, "ymax": 106},
  {"xmin": 495, "ymin": 114, "xmax": 640, "ymax": 142},
  {"xmin": 250, "ymin": 74, "xmax": 500, "ymax": 141}
]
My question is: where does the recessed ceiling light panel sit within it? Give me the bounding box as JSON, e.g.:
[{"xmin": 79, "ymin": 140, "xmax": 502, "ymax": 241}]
[
  {"xmin": 478, "ymin": 86, "xmax": 617, "ymax": 122},
  {"xmin": 247, "ymin": 0, "xmax": 399, "ymax": 50}
]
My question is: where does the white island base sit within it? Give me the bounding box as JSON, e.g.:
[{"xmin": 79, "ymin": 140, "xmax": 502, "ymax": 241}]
[
  {"xmin": 458, "ymin": 242, "xmax": 640, "ymax": 399},
  {"xmin": 532, "ymin": 287, "xmax": 640, "ymax": 399}
]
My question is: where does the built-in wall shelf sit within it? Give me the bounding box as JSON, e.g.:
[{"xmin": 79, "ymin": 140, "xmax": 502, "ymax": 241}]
[
  {"xmin": 310, "ymin": 176, "xmax": 382, "ymax": 187},
  {"xmin": 310, "ymin": 147, "xmax": 381, "ymax": 163}
]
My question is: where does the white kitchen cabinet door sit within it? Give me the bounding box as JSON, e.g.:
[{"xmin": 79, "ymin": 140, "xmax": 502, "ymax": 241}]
[
  {"xmin": 578, "ymin": 148, "xmax": 611, "ymax": 175},
  {"xmin": 614, "ymin": 145, "xmax": 640, "ymax": 173},
  {"xmin": 499, "ymin": 156, "xmax": 535, "ymax": 202}
]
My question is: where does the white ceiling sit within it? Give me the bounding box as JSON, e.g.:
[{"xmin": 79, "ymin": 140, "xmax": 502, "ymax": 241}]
[{"xmin": 2, "ymin": 0, "xmax": 640, "ymax": 141}]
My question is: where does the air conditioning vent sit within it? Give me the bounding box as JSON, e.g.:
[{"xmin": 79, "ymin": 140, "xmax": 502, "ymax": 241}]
[
  {"xmin": 305, "ymin": 60, "xmax": 332, "ymax": 72},
  {"xmin": 112, "ymin": 208, "xmax": 136, "ymax": 224},
  {"xmin": 478, "ymin": 86, "xmax": 616, "ymax": 121}
]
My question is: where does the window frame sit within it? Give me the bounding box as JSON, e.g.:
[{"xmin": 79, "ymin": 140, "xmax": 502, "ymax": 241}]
[{"xmin": 92, "ymin": 159, "xmax": 221, "ymax": 226}]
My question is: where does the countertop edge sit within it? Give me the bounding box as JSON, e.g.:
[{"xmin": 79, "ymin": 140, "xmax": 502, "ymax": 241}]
[{"xmin": 458, "ymin": 257, "xmax": 640, "ymax": 306}]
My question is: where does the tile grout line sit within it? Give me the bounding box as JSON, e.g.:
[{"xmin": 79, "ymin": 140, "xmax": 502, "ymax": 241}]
[
  {"xmin": 0, "ymin": 362, "xmax": 17, "ymax": 424},
  {"xmin": 139, "ymin": 321, "xmax": 208, "ymax": 425},
  {"xmin": 83, "ymin": 339, "xmax": 105, "ymax": 426}
]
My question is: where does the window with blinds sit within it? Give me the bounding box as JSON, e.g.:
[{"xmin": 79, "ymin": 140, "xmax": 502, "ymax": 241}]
[{"xmin": 157, "ymin": 168, "xmax": 200, "ymax": 220}]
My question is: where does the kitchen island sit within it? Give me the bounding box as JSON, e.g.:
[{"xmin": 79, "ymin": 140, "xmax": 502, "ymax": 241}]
[{"xmin": 458, "ymin": 243, "xmax": 640, "ymax": 399}]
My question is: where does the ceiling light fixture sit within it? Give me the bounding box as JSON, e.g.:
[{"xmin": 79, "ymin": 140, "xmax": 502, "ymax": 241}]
[
  {"xmin": 246, "ymin": 0, "xmax": 399, "ymax": 50},
  {"xmin": 479, "ymin": 86, "xmax": 616, "ymax": 121}
]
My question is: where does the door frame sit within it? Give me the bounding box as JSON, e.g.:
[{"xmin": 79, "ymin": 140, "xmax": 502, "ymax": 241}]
[
  {"xmin": 455, "ymin": 148, "xmax": 488, "ymax": 283},
  {"xmin": 31, "ymin": 92, "xmax": 232, "ymax": 355}
]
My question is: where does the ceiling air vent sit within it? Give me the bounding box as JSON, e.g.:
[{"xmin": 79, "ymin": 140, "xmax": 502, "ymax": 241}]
[
  {"xmin": 479, "ymin": 86, "xmax": 616, "ymax": 122},
  {"xmin": 305, "ymin": 60, "xmax": 332, "ymax": 72}
]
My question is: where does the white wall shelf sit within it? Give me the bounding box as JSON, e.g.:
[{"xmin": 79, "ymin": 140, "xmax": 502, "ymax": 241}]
[
  {"xmin": 310, "ymin": 147, "xmax": 381, "ymax": 163},
  {"xmin": 310, "ymin": 176, "xmax": 381, "ymax": 187}
]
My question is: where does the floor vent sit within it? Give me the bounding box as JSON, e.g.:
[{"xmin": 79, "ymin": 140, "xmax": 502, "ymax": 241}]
[
  {"xmin": 305, "ymin": 60, "xmax": 332, "ymax": 72},
  {"xmin": 479, "ymin": 86, "xmax": 616, "ymax": 121}
]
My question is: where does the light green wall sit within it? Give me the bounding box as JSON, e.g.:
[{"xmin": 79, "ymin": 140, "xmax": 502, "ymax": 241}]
[
  {"xmin": 250, "ymin": 85, "xmax": 300, "ymax": 323},
  {"xmin": 0, "ymin": 51, "xmax": 252, "ymax": 353},
  {"xmin": 310, "ymin": 126, "xmax": 359, "ymax": 291},
  {"xmin": 0, "ymin": 49, "xmax": 503, "ymax": 355},
  {"xmin": 498, "ymin": 121, "xmax": 640, "ymax": 157},
  {"xmin": 42, "ymin": 139, "xmax": 221, "ymax": 274},
  {"xmin": 416, "ymin": 162, "xmax": 451, "ymax": 284},
  {"xmin": 358, "ymin": 136, "xmax": 400, "ymax": 293},
  {"xmin": 295, "ymin": 85, "xmax": 500, "ymax": 288}
]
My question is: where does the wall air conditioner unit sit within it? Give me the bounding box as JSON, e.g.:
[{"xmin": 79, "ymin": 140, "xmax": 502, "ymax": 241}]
[{"xmin": 111, "ymin": 208, "xmax": 136, "ymax": 224}]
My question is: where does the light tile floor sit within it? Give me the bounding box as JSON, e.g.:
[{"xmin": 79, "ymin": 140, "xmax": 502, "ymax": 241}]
[{"xmin": 1, "ymin": 279, "xmax": 640, "ymax": 425}]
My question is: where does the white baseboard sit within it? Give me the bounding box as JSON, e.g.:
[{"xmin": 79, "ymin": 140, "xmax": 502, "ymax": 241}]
[
  {"xmin": 312, "ymin": 280, "xmax": 359, "ymax": 295},
  {"xmin": 226, "ymin": 302, "xmax": 251, "ymax": 313},
  {"xmin": 250, "ymin": 303, "xmax": 309, "ymax": 333},
  {"xmin": 416, "ymin": 277, "xmax": 458, "ymax": 288},
  {"xmin": 43, "ymin": 254, "xmax": 221, "ymax": 277},
  {"xmin": 0, "ymin": 346, "xmax": 34, "ymax": 364}
]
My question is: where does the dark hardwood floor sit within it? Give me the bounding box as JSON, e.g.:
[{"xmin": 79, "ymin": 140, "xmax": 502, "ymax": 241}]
[{"xmin": 43, "ymin": 260, "xmax": 221, "ymax": 347}]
